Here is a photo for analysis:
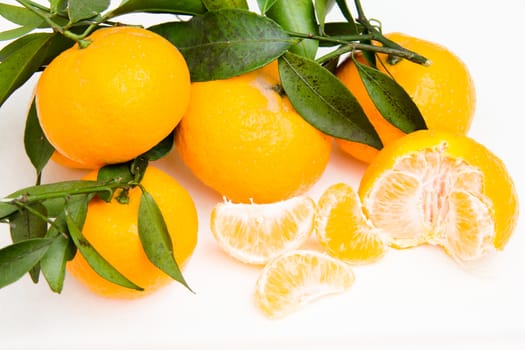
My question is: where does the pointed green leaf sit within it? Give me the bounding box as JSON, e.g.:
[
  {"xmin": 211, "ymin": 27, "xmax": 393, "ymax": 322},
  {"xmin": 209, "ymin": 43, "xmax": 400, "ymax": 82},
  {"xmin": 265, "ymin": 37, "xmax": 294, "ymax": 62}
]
[
  {"xmin": 40, "ymin": 217, "xmax": 74, "ymax": 293},
  {"xmin": 0, "ymin": 3, "xmax": 44, "ymax": 26},
  {"xmin": 256, "ymin": 0, "xmax": 277, "ymax": 14},
  {"xmin": 49, "ymin": 0, "xmax": 68, "ymax": 15},
  {"xmin": 96, "ymin": 163, "xmax": 134, "ymax": 202},
  {"xmin": 0, "ymin": 34, "xmax": 37, "ymax": 61},
  {"xmin": 150, "ymin": 9, "xmax": 295, "ymax": 81},
  {"xmin": 24, "ymin": 98, "xmax": 54, "ymax": 177},
  {"xmin": 7, "ymin": 180, "xmax": 106, "ymax": 202},
  {"xmin": 266, "ymin": 0, "xmax": 318, "ymax": 59},
  {"xmin": 68, "ymin": 0, "xmax": 110, "ymax": 23},
  {"xmin": 203, "ymin": 0, "xmax": 248, "ymax": 10},
  {"xmin": 0, "ymin": 202, "xmax": 19, "ymax": 221},
  {"xmin": 0, "ymin": 238, "xmax": 53, "ymax": 288},
  {"xmin": 0, "ymin": 32, "xmax": 73, "ymax": 108},
  {"xmin": 97, "ymin": 163, "xmax": 133, "ymax": 185},
  {"xmin": 322, "ymin": 21, "xmax": 359, "ymax": 37},
  {"xmin": 138, "ymin": 191, "xmax": 192, "ymax": 291},
  {"xmin": 335, "ymin": 0, "xmax": 354, "ymax": 23},
  {"xmin": 130, "ymin": 156, "xmax": 149, "ymax": 184},
  {"xmin": 0, "ymin": 24, "xmax": 42, "ymax": 41},
  {"xmin": 41, "ymin": 195, "xmax": 87, "ymax": 293},
  {"xmin": 66, "ymin": 209, "xmax": 143, "ymax": 291},
  {"xmin": 9, "ymin": 202, "xmax": 48, "ymax": 283},
  {"xmin": 112, "ymin": 0, "xmax": 206, "ymax": 16},
  {"xmin": 355, "ymin": 60, "xmax": 427, "ymax": 133},
  {"xmin": 315, "ymin": 0, "xmax": 335, "ymax": 34},
  {"xmin": 278, "ymin": 52, "xmax": 382, "ymax": 149}
]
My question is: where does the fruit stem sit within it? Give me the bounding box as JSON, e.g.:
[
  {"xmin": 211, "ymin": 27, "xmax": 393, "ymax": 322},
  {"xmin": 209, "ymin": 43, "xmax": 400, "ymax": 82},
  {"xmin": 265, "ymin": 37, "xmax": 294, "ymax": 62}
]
[
  {"xmin": 4, "ymin": 182, "xmax": 135, "ymax": 206},
  {"xmin": 352, "ymin": 0, "xmax": 431, "ymax": 66},
  {"xmin": 15, "ymin": 0, "xmax": 111, "ymax": 47},
  {"xmin": 287, "ymin": 31, "xmax": 429, "ymax": 66}
]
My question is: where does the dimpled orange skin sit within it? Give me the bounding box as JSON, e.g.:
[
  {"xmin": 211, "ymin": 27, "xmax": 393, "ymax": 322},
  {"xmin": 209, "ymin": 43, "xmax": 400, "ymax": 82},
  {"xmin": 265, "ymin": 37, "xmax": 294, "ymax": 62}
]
[
  {"xmin": 36, "ymin": 26, "xmax": 190, "ymax": 169},
  {"xmin": 359, "ymin": 130, "xmax": 519, "ymax": 250},
  {"xmin": 67, "ymin": 166, "xmax": 198, "ymax": 298},
  {"xmin": 175, "ymin": 62, "xmax": 332, "ymax": 204},
  {"xmin": 336, "ymin": 33, "xmax": 476, "ymax": 163}
]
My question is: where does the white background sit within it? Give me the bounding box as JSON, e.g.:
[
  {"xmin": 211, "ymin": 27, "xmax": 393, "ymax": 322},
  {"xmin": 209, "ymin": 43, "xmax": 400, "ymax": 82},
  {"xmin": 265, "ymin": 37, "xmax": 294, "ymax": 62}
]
[{"xmin": 1, "ymin": 1, "xmax": 524, "ymax": 349}]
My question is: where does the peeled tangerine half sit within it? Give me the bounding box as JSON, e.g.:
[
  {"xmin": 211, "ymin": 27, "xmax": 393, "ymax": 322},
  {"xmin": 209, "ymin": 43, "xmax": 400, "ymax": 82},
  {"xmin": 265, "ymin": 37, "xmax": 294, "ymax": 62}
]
[
  {"xmin": 358, "ymin": 130, "xmax": 519, "ymax": 264},
  {"xmin": 255, "ymin": 250, "xmax": 355, "ymax": 319},
  {"xmin": 210, "ymin": 196, "xmax": 316, "ymax": 264},
  {"xmin": 316, "ymin": 183, "xmax": 387, "ymax": 264}
]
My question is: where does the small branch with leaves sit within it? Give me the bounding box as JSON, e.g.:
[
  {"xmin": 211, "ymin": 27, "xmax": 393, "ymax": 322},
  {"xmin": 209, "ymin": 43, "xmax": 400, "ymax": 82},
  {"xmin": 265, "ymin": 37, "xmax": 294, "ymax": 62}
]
[{"xmin": 0, "ymin": 0, "xmax": 430, "ymax": 294}]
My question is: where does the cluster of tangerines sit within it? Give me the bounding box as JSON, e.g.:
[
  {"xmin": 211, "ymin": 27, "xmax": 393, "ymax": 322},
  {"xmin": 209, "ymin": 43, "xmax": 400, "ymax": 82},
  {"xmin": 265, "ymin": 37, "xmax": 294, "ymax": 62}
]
[{"xmin": 33, "ymin": 26, "xmax": 518, "ymax": 318}]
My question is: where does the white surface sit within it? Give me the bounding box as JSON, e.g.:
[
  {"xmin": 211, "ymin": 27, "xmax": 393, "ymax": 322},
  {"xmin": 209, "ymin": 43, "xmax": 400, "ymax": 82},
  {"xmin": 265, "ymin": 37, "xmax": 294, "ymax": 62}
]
[{"xmin": 1, "ymin": 1, "xmax": 524, "ymax": 349}]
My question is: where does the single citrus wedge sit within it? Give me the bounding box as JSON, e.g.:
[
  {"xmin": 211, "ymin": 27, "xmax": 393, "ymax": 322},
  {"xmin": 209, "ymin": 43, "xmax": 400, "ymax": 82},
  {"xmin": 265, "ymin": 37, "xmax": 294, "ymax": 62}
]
[
  {"xmin": 210, "ymin": 196, "xmax": 316, "ymax": 264},
  {"xmin": 359, "ymin": 130, "xmax": 519, "ymax": 263},
  {"xmin": 316, "ymin": 183, "xmax": 386, "ymax": 264},
  {"xmin": 255, "ymin": 250, "xmax": 355, "ymax": 319}
]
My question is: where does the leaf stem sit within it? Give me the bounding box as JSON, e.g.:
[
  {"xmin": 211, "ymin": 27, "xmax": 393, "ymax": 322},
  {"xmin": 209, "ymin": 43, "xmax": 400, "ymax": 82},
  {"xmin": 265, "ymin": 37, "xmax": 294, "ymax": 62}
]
[
  {"xmin": 287, "ymin": 31, "xmax": 429, "ymax": 65},
  {"xmin": 7, "ymin": 181, "xmax": 136, "ymax": 206}
]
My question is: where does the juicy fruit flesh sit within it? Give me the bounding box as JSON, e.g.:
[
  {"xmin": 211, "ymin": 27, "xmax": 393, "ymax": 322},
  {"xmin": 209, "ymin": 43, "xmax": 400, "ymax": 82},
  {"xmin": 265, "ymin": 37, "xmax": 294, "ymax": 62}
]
[
  {"xmin": 316, "ymin": 183, "xmax": 386, "ymax": 264},
  {"xmin": 255, "ymin": 251, "xmax": 355, "ymax": 319},
  {"xmin": 362, "ymin": 142, "xmax": 495, "ymax": 262},
  {"xmin": 210, "ymin": 196, "xmax": 315, "ymax": 264}
]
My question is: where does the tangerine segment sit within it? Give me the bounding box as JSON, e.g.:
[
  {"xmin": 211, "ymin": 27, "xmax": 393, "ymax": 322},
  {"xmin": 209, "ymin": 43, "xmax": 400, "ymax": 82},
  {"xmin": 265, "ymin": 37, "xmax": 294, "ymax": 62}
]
[
  {"xmin": 210, "ymin": 196, "xmax": 316, "ymax": 265},
  {"xmin": 316, "ymin": 183, "xmax": 386, "ymax": 264},
  {"xmin": 359, "ymin": 130, "xmax": 518, "ymax": 262},
  {"xmin": 255, "ymin": 250, "xmax": 355, "ymax": 319}
]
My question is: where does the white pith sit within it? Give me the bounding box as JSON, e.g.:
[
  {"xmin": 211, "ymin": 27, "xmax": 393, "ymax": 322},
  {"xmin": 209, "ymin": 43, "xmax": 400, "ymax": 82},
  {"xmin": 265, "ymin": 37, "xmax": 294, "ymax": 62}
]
[
  {"xmin": 362, "ymin": 142, "xmax": 495, "ymax": 262},
  {"xmin": 210, "ymin": 196, "xmax": 315, "ymax": 264},
  {"xmin": 255, "ymin": 250, "xmax": 355, "ymax": 319}
]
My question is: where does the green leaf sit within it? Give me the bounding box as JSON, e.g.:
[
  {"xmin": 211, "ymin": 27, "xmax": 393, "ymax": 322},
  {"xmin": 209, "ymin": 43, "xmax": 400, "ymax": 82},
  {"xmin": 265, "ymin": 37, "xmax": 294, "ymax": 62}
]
[
  {"xmin": 0, "ymin": 203, "xmax": 19, "ymax": 221},
  {"xmin": 40, "ymin": 197, "xmax": 66, "ymax": 218},
  {"xmin": 97, "ymin": 162, "xmax": 134, "ymax": 184},
  {"xmin": 0, "ymin": 32, "xmax": 74, "ymax": 108},
  {"xmin": 265, "ymin": 0, "xmax": 318, "ymax": 59},
  {"xmin": 0, "ymin": 34, "xmax": 37, "ymax": 61},
  {"xmin": 68, "ymin": 0, "xmax": 110, "ymax": 23},
  {"xmin": 0, "ymin": 238, "xmax": 53, "ymax": 289},
  {"xmin": 315, "ymin": 0, "xmax": 335, "ymax": 34},
  {"xmin": 203, "ymin": 0, "xmax": 248, "ymax": 10},
  {"xmin": 130, "ymin": 156, "xmax": 149, "ymax": 184},
  {"xmin": 49, "ymin": 0, "xmax": 68, "ymax": 15},
  {"xmin": 7, "ymin": 180, "xmax": 107, "ymax": 203},
  {"xmin": 66, "ymin": 209, "xmax": 143, "ymax": 291},
  {"xmin": 9, "ymin": 202, "xmax": 48, "ymax": 283},
  {"xmin": 355, "ymin": 60, "xmax": 427, "ymax": 133},
  {"xmin": 41, "ymin": 195, "xmax": 87, "ymax": 293},
  {"xmin": 335, "ymin": 0, "xmax": 354, "ymax": 23},
  {"xmin": 150, "ymin": 9, "xmax": 295, "ymax": 81},
  {"xmin": 323, "ymin": 21, "xmax": 359, "ymax": 37},
  {"xmin": 278, "ymin": 52, "xmax": 382, "ymax": 149},
  {"xmin": 40, "ymin": 217, "xmax": 74, "ymax": 293},
  {"xmin": 138, "ymin": 191, "xmax": 192, "ymax": 291},
  {"xmin": 112, "ymin": 0, "xmax": 206, "ymax": 16},
  {"xmin": 140, "ymin": 131, "xmax": 174, "ymax": 161},
  {"xmin": 96, "ymin": 163, "xmax": 134, "ymax": 202},
  {"xmin": 0, "ymin": 3, "xmax": 44, "ymax": 26},
  {"xmin": 256, "ymin": 0, "xmax": 277, "ymax": 14},
  {"xmin": 24, "ymin": 98, "xmax": 54, "ymax": 179},
  {"xmin": 0, "ymin": 24, "xmax": 42, "ymax": 41}
]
